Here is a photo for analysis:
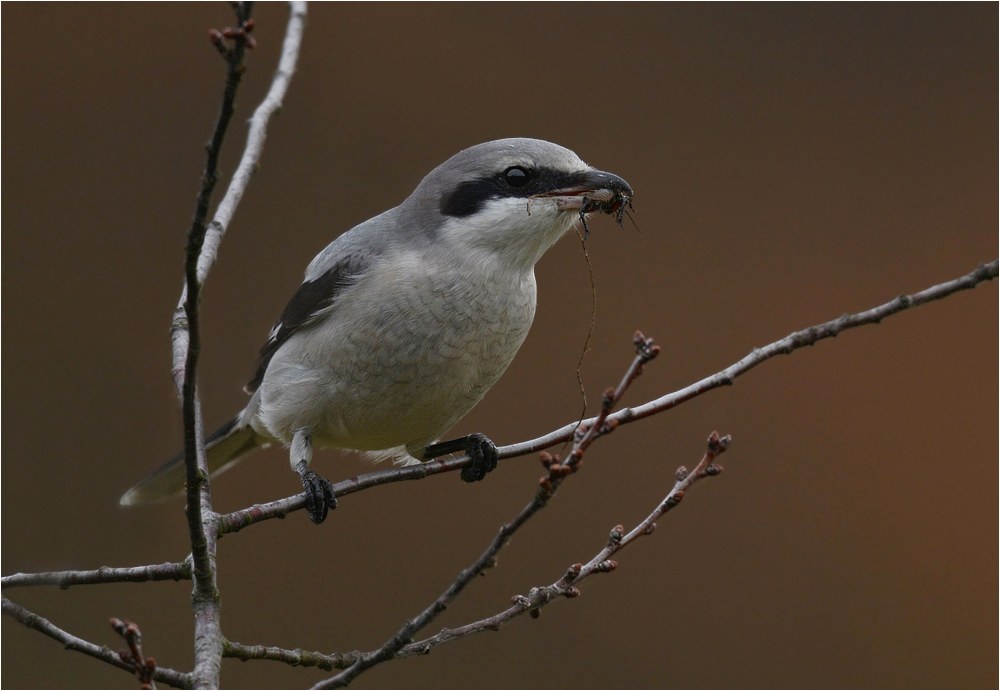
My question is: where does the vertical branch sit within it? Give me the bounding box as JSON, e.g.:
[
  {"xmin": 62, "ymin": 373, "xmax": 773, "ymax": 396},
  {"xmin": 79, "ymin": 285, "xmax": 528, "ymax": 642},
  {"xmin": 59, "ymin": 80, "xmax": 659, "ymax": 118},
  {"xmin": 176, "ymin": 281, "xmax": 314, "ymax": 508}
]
[
  {"xmin": 175, "ymin": 3, "xmax": 255, "ymax": 688},
  {"xmin": 170, "ymin": 3, "xmax": 308, "ymax": 686}
]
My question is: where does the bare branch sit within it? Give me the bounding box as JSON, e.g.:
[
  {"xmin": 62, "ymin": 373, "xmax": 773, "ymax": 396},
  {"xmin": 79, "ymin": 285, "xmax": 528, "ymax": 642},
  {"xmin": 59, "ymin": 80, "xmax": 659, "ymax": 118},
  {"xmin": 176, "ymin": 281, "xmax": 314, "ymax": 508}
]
[
  {"xmin": 2, "ymin": 597, "xmax": 191, "ymax": 689},
  {"xmin": 169, "ymin": 0, "xmax": 308, "ymax": 388},
  {"xmin": 223, "ymin": 639, "xmax": 359, "ymax": 671},
  {"xmin": 178, "ymin": 3, "xmax": 257, "ymax": 683},
  {"xmin": 503, "ymin": 259, "xmax": 1000, "ymax": 456},
  {"xmin": 1, "ymin": 561, "xmax": 191, "ymax": 590},
  {"xmin": 163, "ymin": 3, "xmax": 309, "ymax": 687},
  {"xmin": 214, "ymin": 432, "xmax": 730, "ymax": 673},
  {"xmin": 215, "ymin": 259, "xmax": 998, "ymax": 534},
  {"xmin": 399, "ymin": 432, "xmax": 732, "ymax": 658}
]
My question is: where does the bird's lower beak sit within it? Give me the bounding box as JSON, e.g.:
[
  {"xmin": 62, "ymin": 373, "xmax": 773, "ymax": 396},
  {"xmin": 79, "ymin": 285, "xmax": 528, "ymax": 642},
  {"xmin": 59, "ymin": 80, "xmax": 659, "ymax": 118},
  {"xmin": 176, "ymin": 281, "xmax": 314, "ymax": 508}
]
[{"xmin": 536, "ymin": 169, "xmax": 633, "ymax": 214}]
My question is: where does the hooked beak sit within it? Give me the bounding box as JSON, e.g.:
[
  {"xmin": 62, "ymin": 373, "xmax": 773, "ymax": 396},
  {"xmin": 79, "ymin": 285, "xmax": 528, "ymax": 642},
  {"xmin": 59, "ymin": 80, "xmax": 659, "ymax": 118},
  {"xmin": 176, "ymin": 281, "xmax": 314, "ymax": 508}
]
[{"xmin": 537, "ymin": 169, "xmax": 633, "ymax": 214}]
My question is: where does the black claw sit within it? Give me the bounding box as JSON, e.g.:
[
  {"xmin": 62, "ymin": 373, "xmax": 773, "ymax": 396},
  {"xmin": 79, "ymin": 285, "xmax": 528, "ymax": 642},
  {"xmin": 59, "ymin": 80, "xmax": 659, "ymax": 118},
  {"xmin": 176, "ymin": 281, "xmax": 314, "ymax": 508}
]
[
  {"xmin": 300, "ymin": 469, "xmax": 337, "ymax": 524},
  {"xmin": 423, "ymin": 433, "xmax": 499, "ymax": 483},
  {"xmin": 460, "ymin": 433, "xmax": 498, "ymax": 483}
]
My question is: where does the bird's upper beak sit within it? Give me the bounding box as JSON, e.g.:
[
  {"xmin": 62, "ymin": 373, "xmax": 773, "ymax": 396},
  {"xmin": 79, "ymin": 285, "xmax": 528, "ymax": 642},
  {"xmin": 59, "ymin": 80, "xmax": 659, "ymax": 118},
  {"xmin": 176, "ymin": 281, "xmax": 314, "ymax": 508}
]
[{"xmin": 535, "ymin": 169, "xmax": 633, "ymax": 215}]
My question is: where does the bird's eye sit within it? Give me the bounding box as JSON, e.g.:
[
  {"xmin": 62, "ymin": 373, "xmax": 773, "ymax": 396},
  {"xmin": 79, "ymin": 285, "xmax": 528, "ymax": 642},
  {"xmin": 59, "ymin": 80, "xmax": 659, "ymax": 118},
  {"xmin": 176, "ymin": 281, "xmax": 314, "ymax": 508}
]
[{"xmin": 503, "ymin": 166, "xmax": 531, "ymax": 188}]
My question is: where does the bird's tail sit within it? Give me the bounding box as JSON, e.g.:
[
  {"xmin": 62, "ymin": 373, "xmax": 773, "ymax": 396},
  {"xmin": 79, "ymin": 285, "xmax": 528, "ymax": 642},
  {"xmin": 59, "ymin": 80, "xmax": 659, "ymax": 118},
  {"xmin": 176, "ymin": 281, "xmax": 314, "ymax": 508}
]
[{"xmin": 120, "ymin": 413, "xmax": 265, "ymax": 506}]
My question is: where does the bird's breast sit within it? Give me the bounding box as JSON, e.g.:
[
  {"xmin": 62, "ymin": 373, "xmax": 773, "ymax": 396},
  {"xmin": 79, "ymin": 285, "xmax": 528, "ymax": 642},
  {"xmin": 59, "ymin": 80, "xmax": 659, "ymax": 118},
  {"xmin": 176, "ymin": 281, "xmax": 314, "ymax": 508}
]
[{"xmin": 256, "ymin": 251, "xmax": 538, "ymax": 450}]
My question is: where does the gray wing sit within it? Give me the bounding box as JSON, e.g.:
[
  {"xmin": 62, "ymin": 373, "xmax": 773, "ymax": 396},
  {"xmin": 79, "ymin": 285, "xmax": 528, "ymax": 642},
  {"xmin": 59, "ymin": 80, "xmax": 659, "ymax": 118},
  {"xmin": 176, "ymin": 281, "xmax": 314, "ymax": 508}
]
[{"xmin": 245, "ymin": 251, "xmax": 368, "ymax": 394}]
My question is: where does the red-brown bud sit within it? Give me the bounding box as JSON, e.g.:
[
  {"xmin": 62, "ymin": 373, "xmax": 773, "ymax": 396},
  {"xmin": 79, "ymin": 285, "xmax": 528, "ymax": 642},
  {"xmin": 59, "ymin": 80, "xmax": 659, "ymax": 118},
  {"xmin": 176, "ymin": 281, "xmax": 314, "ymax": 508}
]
[{"xmin": 609, "ymin": 525, "xmax": 625, "ymax": 544}]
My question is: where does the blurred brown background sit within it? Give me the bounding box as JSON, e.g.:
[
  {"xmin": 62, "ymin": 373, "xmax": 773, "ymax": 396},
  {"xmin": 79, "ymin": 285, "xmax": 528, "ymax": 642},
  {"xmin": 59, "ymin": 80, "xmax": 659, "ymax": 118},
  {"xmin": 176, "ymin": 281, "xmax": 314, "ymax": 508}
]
[{"xmin": 3, "ymin": 4, "xmax": 997, "ymax": 689}]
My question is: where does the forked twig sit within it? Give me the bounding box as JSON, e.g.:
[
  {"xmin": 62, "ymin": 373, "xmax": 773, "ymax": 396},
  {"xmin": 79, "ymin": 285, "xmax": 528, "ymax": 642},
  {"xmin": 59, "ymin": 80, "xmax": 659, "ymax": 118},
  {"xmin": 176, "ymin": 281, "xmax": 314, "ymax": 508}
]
[{"xmin": 2, "ymin": 598, "xmax": 191, "ymax": 689}]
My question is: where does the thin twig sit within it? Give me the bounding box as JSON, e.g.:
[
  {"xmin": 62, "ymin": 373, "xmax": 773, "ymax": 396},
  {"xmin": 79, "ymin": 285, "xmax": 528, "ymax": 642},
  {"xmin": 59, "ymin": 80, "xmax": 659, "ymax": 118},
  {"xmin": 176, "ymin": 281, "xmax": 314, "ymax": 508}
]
[
  {"xmin": 311, "ymin": 334, "xmax": 657, "ymax": 689},
  {"xmin": 1, "ymin": 561, "xmax": 191, "ymax": 590},
  {"xmin": 503, "ymin": 260, "xmax": 1000, "ymax": 456},
  {"xmin": 399, "ymin": 432, "xmax": 731, "ymax": 658},
  {"xmin": 2, "ymin": 597, "xmax": 192, "ymax": 689},
  {"xmin": 218, "ymin": 432, "xmax": 729, "ymax": 673},
  {"xmin": 111, "ymin": 618, "xmax": 158, "ymax": 689},
  {"xmin": 215, "ymin": 259, "xmax": 998, "ymax": 534},
  {"xmin": 169, "ymin": 0, "xmax": 308, "ymax": 387}
]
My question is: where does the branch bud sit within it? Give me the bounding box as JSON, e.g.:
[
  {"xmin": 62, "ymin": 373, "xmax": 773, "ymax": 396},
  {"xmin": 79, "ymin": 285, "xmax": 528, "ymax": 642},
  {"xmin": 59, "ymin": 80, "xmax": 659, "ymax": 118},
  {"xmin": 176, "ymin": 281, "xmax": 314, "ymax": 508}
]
[
  {"xmin": 564, "ymin": 586, "xmax": 581, "ymax": 598},
  {"xmin": 609, "ymin": 524, "xmax": 625, "ymax": 545},
  {"xmin": 564, "ymin": 563, "xmax": 583, "ymax": 583},
  {"xmin": 675, "ymin": 466, "xmax": 688, "ymax": 481}
]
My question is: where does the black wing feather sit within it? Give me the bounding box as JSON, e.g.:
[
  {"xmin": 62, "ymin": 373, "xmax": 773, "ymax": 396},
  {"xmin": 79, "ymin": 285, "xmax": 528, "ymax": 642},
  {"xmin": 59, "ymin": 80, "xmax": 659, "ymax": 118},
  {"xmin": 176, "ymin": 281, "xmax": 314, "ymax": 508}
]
[{"xmin": 245, "ymin": 253, "xmax": 368, "ymax": 393}]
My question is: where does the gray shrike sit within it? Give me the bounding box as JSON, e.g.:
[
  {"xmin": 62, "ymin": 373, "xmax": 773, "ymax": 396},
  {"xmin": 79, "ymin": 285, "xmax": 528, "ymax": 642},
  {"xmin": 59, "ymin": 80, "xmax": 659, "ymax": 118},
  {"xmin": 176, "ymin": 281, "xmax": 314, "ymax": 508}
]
[{"xmin": 121, "ymin": 138, "xmax": 633, "ymax": 524}]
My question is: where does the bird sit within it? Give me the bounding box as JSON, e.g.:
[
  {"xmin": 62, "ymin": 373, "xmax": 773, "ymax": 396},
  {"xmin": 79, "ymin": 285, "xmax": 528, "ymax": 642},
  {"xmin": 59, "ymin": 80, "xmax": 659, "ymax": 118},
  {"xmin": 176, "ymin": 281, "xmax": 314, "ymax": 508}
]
[{"xmin": 120, "ymin": 138, "xmax": 633, "ymax": 524}]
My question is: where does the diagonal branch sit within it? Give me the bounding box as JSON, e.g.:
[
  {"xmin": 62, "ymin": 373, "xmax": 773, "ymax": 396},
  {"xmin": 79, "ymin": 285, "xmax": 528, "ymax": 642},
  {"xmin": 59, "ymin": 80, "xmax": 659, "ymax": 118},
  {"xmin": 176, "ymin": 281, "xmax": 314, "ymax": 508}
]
[
  {"xmin": 2, "ymin": 597, "xmax": 192, "ymax": 689},
  {"xmin": 215, "ymin": 259, "xmax": 998, "ymax": 535},
  {"xmin": 207, "ymin": 432, "xmax": 730, "ymax": 674},
  {"xmin": 170, "ymin": 0, "xmax": 308, "ymax": 385},
  {"xmin": 399, "ymin": 433, "xmax": 731, "ymax": 658}
]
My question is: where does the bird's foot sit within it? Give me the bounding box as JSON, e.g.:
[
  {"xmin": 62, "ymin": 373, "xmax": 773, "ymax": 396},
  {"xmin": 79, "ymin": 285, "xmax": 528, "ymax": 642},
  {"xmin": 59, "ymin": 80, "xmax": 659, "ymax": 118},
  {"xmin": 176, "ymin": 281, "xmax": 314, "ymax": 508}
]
[
  {"xmin": 460, "ymin": 432, "xmax": 498, "ymax": 482},
  {"xmin": 296, "ymin": 464, "xmax": 337, "ymax": 524},
  {"xmin": 422, "ymin": 433, "xmax": 498, "ymax": 482}
]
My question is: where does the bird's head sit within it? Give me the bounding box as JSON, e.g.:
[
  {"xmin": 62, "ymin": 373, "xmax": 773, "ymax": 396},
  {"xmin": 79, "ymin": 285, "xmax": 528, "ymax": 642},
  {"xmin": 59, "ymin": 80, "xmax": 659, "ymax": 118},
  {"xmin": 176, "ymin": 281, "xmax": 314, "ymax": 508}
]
[{"xmin": 408, "ymin": 138, "xmax": 633, "ymax": 270}]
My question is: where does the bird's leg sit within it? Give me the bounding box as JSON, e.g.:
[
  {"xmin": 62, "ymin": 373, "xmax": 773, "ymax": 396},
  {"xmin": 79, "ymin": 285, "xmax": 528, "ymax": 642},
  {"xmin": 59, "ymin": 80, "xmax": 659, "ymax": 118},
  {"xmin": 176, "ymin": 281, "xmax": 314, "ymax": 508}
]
[
  {"xmin": 423, "ymin": 433, "xmax": 499, "ymax": 483},
  {"xmin": 291, "ymin": 430, "xmax": 336, "ymax": 524}
]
